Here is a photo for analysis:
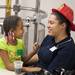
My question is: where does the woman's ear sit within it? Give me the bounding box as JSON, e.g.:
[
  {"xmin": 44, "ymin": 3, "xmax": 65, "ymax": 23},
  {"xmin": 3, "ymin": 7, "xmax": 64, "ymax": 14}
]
[{"xmin": 62, "ymin": 23, "xmax": 66, "ymax": 30}]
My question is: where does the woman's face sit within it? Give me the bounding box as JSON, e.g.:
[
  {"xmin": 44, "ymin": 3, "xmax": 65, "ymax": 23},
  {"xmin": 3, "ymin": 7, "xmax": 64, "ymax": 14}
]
[
  {"xmin": 14, "ymin": 19, "xmax": 24, "ymax": 39},
  {"xmin": 48, "ymin": 14, "xmax": 64, "ymax": 37}
]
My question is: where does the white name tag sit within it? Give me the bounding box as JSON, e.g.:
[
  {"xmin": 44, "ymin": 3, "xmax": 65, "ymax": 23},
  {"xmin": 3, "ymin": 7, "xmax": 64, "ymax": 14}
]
[{"xmin": 49, "ymin": 46, "xmax": 57, "ymax": 52}]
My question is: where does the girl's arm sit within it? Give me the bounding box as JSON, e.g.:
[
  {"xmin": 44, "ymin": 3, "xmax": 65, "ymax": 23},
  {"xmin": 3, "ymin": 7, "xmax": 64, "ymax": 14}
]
[
  {"xmin": 0, "ymin": 50, "xmax": 14, "ymax": 71},
  {"xmin": 22, "ymin": 66, "xmax": 42, "ymax": 72},
  {"xmin": 22, "ymin": 42, "xmax": 39, "ymax": 64}
]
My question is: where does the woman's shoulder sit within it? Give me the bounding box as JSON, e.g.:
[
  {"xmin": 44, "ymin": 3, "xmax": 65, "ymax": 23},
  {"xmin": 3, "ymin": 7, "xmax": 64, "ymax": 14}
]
[
  {"xmin": 58, "ymin": 37, "xmax": 75, "ymax": 52},
  {"xmin": 64, "ymin": 37, "xmax": 75, "ymax": 48}
]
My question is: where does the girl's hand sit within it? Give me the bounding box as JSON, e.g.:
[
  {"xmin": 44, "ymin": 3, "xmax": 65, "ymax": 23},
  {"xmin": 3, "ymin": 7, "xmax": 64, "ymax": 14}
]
[{"xmin": 33, "ymin": 42, "xmax": 40, "ymax": 53}]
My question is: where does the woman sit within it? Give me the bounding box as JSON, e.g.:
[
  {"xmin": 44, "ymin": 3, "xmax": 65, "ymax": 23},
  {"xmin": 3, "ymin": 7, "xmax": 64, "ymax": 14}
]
[
  {"xmin": 0, "ymin": 15, "xmax": 25, "ymax": 70},
  {"xmin": 22, "ymin": 3, "xmax": 75, "ymax": 74}
]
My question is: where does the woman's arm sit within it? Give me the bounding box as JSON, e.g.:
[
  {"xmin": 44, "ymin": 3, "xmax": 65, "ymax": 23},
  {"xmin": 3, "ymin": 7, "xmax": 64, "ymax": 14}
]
[{"xmin": 0, "ymin": 50, "xmax": 14, "ymax": 71}]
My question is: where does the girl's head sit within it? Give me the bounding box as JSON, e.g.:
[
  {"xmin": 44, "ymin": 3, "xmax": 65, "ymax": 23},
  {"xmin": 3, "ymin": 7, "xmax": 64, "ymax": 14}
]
[{"xmin": 3, "ymin": 15, "xmax": 24, "ymax": 39}]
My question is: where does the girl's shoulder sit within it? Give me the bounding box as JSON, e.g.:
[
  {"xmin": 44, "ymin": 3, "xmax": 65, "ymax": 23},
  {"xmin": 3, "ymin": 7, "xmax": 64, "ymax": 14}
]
[
  {"xmin": 17, "ymin": 38, "xmax": 23, "ymax": 44},
  {"xmin": 0, "ymin": 37, "xmax": 7, "ymax": 51},
  {"xmin": 0, "ymin": 37, "xmax": 6, "ymax": 44}
]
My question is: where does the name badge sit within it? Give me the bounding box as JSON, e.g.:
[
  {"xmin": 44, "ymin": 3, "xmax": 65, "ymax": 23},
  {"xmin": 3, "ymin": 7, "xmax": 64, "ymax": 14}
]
[{"xmin": 49, "ymin": 46, "xmax": 57, "ymax": 52}]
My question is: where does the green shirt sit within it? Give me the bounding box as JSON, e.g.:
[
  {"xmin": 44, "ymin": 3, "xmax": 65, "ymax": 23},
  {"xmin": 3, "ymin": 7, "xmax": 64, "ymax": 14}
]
[{"xmin": 0, "ymin": 37, "xmax": 25, "ymax": 69}]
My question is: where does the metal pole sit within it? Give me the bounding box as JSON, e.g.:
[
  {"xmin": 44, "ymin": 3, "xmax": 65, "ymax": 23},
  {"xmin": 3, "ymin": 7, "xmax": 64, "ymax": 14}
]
[
  {"xmin": 13, "ymin": 0, "xmax": 20, "ymax": 16},
  {"xmin": 34, "ymin": 0, "xmax": 41, "ymax": 43},
  {"xmin": 33, "ymin": 16, "xmax": 38, "ymax": 42},
  {"xmin": 25, "ymin": 25, "xmax": 29, "ymax": 54},
  {"xmin": 35, "ymin": 0, "xmax": 40, "ymax": 12},
  {"xmin": 6, "ymin": 0, "xmax": 11, "ymax": 16},
  {"xmin": 15, "ymin": 0, "xmax": 19, "ymax": 4},
  {"xmin": 25, "ymin": 17, "xmax": 30, "ymax": 54}
]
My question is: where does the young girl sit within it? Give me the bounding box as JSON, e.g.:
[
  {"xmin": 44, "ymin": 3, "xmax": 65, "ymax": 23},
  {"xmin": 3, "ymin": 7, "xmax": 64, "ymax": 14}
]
[
  {"xmin": 0, "ymin": 15, "xmax": 42, "ymax": 73},
  {"xmin": 0, "ymin": 15, "xmax": 25, "ymax": 70}
]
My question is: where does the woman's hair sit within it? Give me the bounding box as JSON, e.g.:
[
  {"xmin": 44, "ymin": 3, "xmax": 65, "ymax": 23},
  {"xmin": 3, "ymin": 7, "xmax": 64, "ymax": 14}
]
[
  {"xmin": 52, "ymin": 12, "xmax": 71, "ymax": 36},
  {"xmin": 3, "ymin": 15, "xmax": 21, "ymax": 36}
]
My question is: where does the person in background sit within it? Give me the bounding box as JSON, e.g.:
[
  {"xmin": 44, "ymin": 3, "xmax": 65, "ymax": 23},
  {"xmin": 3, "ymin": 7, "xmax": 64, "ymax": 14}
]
[
  {"xmin": 0, "ymin": 15, "xmax": 25, "ymax": 70},
  {"xmin": 22, "ymin": 3, "xmax": 75, "ymax": 74}
]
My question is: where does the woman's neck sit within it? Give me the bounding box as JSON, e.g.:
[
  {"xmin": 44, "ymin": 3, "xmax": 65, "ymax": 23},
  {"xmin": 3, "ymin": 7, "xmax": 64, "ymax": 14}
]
[{"xmin": 55, "ymin": 34, "xmax": 68, "ymax": 43}]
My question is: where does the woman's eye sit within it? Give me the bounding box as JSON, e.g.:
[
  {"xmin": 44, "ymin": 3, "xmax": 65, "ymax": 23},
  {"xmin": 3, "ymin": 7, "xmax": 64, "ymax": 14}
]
[{"xmin": 48, "ymin": 21, "xmax": 54, "ymax": 24}]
